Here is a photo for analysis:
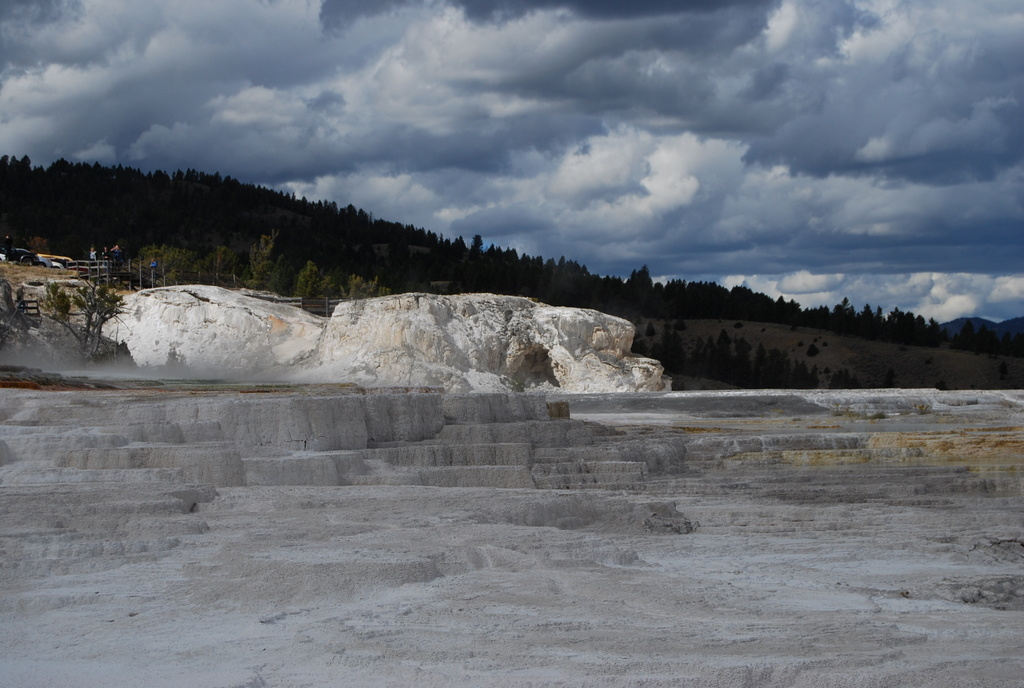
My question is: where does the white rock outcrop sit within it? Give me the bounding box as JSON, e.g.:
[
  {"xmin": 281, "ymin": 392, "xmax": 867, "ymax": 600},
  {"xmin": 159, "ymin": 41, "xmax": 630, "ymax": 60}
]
[
  {"xmin": 299, "ymin": 292, "xmax": 665, "ymax": 392},
  {"xmin": 118, "ymin": 287, "xmax": 667, "ymax": 392},
  {"xmin": 119, "ymin": 286, "xmax": 324, "ymax": 371}
]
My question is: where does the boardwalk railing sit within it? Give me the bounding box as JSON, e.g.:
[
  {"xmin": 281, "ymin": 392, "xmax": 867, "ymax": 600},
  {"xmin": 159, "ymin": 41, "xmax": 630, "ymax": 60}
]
[
  {"xmin": 246, "ymin": 294, "xmax": 345, "ymax": 317},
  {"xmin": 74, "ymin": 259, "xmax": 342, "ymax": 317},
  {"xmin": 77, "ymin": 259, "xmax": 239, "ymax": 291}
]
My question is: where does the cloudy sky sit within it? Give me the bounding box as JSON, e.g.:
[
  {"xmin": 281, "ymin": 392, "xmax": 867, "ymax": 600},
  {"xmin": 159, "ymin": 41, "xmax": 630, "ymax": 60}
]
[{"xmin": 2, "ymin": 0, "xmax": 1022, "ymax": 321}]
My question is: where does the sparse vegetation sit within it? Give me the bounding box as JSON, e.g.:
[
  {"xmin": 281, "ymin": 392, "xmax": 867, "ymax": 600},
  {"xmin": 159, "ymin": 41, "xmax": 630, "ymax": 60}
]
[{"xmin": 41, "ymin": 280, "xmax": 125, "ymax": 359}]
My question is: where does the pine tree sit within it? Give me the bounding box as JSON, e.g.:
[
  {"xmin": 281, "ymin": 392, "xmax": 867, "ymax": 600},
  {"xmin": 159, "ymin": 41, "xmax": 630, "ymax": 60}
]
[
  {"xmin": 247, "ymin": 229, "xmax": 278, "ymax": 290},
  {"xmin": 294, "ymin": 260, "xmax": 323, "ymax": 298}
]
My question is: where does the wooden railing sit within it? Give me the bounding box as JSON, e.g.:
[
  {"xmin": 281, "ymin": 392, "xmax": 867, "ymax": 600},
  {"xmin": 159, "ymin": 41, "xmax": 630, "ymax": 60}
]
[
  {"xmin": 246, "ymin": 294, "xmax": 345, "ymax": 317},
  {"xmin": 73, "ymin": 259, "xmax": 343, "ymax": 317},
  {"xmin": 76, "ymin": 260, "xmax": 239, "ymax": 291}
]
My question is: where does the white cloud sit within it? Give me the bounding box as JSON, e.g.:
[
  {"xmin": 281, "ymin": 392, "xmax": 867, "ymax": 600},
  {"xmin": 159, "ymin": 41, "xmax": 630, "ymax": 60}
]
[
  {"xmin": 990, "ymin": 276, "xmax": 1024, "ymax": 304},
  {"xmin": 725, "ymin": 272, "xmax": 1024, "ymax": 322},
  {"xmin": 764, "ymin": 0, "xmax": 799, "ymax": 54},
  {"xmin": 777, "ymin": 271, "xmax": 845, "ymax": 294},
  {"xmin": 208, "ymin": 87, "xmax": 307, "ymax": 128},
  {"xmin": 854, "ymin": 136, "xmax": 891, "ymax": 163},
  {"xmin": 548, "ymin": 130, "xmax": 650, "ymax": 202},
  {"xmin": 72, "ymin": 138, "xmax": 116, "ymax": 163}
]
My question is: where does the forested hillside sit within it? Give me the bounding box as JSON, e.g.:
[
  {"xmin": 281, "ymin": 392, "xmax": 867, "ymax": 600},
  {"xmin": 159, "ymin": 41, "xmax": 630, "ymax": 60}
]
[{"xmin": 2, "ymin": 156, "xmax": 1021, "ymax": 386}]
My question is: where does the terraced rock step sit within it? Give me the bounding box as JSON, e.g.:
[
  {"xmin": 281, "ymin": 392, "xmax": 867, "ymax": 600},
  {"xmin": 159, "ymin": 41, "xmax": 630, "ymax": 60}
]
[
  {"xmin": 659, "ymin": 463, "xmax": 1024, "ymax": 504},
  {"xmin": 417, "ymin": 465, "xmax": 536, "ymax": 489},
  {"xmin": 243, "ymin": 454, "xmax": 341, "ymax": 487},
  {"xmin": 59, "ymin": 444, "xmax": 246, "ymax": 486},
  {"xmin": 4, "ymin": 387, "xmax": 1022, "ymax": 492},
  {"xmin": 723, "ymin": 446, "xmax": 927, "ymax": 466},
  {"xmin": 682, "ymin": 432, "xmax": 867, "ymax": 463},
  {"xmin": 0, "ymin": 463, "xmax": 188, "ymax": 485},
  {"xmin": 367, "ymin": 443, "xmax": 534, "ymax": 467},
  {"xmin": 432, "ymin": 419, "xmax": 595, "ymax": 448},
  {"xmin": 531, "ymin": 461, "xmax": 647, "ymax": 490},
  {"xmin": 0, "ymin": 389, "xmax": 658, "ymax": 490},
  {"xmin": 532, "ymin": 446, "xmax": 629, "ymax": 464}
]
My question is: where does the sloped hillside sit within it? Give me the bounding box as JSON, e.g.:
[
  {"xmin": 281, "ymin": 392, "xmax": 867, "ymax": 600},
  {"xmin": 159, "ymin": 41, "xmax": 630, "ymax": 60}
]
[{"xmin": 635, "ymin": 318, "xmax": 1024, "ymax": 390}]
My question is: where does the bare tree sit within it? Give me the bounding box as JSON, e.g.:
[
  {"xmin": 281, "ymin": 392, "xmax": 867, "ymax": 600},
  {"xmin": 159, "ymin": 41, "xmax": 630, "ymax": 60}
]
[{"xmin": 42, "ymin": 281, "xmax": 125, "ymax": 358}]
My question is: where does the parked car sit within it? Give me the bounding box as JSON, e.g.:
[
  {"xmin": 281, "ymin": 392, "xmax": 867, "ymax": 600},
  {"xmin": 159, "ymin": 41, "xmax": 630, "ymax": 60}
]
[
  {"xmin": 36, "ymin": 253, "xmax": 75, "ymax": 269},
  {"xmin": 0, "ymin": 246, "xmax": 45, "ymax": 266}
]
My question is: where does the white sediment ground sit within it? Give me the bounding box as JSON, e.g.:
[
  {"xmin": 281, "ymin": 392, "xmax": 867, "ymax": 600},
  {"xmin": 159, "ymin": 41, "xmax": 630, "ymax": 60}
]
[{"xmin": 1, "ymin": 387, "xmax": 1022, "ymax": 686}]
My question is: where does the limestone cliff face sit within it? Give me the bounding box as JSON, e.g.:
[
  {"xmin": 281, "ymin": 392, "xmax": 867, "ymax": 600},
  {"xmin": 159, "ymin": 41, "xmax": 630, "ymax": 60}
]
[
  {"xmin": 120, "ymin": 287, "xmax": 667, "ymax": 392},
  {"xmin": 299, "ymin": 292, "xmax": 666, "ymax": 392}
]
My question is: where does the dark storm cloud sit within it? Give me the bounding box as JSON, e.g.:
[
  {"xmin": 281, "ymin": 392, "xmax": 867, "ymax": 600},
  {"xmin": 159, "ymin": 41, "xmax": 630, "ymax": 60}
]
[
  {"xmin": 319, "ymin": 0, "xmax": 410, "ymax": 30},
  {"xmin": 743, "ymin": 63, "xmax": 789, "ymax": 101},
  {"xmin": 744, "ymin": 86, "xmax": 1024, "ymax": 185},
  {"xmin": 319, "ymin": 0, "xmax": 777, "ymax": 28},
  {"xmin": 0, "ymin": 0, "xmax": 80, "ymax": 68},
  {"xmin": 454, "ymin": 0, "xmax": 778, "ymax": 22},
  {"xmin": 740, "ymin": 10, "xmax": 1024, "ymax": 184},
  {"xmin": 492, "ymin": 8, "xmax": 769, "ymax": 109},
  {"xmin": 0, "ymin": 0, "xmax": 76, "ymax": 25}
]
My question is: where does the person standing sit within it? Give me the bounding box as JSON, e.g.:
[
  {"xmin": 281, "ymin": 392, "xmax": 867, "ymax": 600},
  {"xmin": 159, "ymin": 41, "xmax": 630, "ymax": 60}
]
[{"xmin": 4, "ymin": 235, "xmax": 12, "ymax": 255}]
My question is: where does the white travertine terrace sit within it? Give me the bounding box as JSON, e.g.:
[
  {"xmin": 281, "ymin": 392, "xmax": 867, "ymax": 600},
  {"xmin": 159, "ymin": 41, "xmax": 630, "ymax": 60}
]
[
  {"xmin": 118, "ymin": 287, "xmax": 667, "ymax": 392},
  {"xmin": 2, "ymin": 381, "xmax": 1022, "ymax": 686}
]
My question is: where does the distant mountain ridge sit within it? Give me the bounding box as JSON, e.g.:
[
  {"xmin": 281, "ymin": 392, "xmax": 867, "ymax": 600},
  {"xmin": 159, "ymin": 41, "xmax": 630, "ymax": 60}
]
[{"xmin": 940, "ymin": 317, "xmax": 1024, "ymax": 338}]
